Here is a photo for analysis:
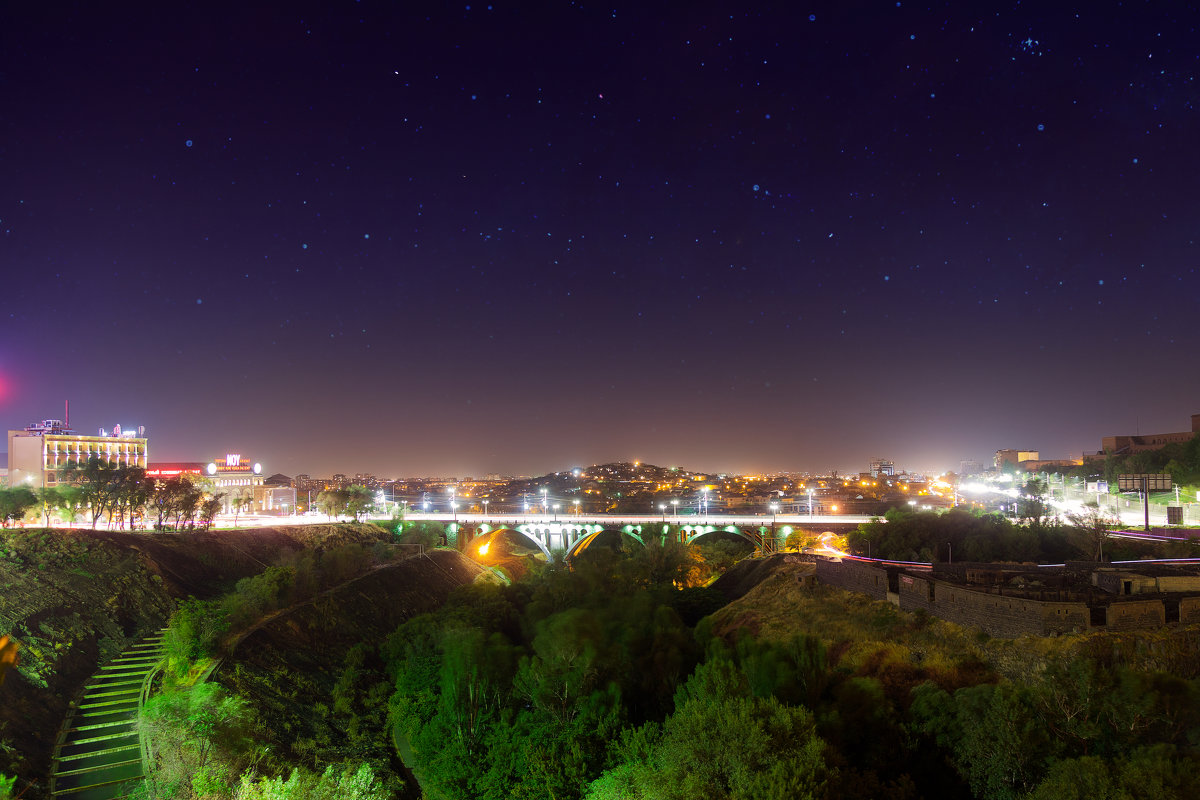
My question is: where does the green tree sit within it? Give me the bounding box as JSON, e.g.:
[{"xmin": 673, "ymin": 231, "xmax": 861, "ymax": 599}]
[
  {"xmin": 149, "ymin": 476, "xmax": 189, "ymax": 529},
  {"xmin": 1019, "ymin": 477, "xmax": 1051, "ymax": 527},
  {"xmin": 0, "ymin": 487, "xmax": 37, "ymax": 526},
  {"xmin": 172, "ymin": 479, "xmax": 204, "ymax": 529},
  {"xmin": 318, "ymin": 488, "xmax": 349, "ymax": 520},
  {"xmin": 345, "ymin": 484, "xmax": 376, "ymax": 521},
  {"xmin": 199, "ymin": 495, "xmax": 223, "ymax": 530},
  {"xmin": 230, "ymin": 487, "xmax": 253, "ymax": 526},
  {"xmin": 141, "ymin": 683, "xmax": 260, "ymax": 797},
  {"xmin": 588, "ymin": 659, "xmax": 829, "ymax": 800},
  {"xmin": 1067, "ymin": 502, "xmax": 1118, "ymax": 561},
  {"xmin": 233, "ymin": 763, "xmax": 391, "ymax": 800},
  {"xmin": 952, "ymin": 682, "xmax": 1052, "ymax": 800},
  {"xmin": 61, "ymin": 457, "xmax": 117, "ymax": 528},
  {"xmin": 34, "ymin": 486, "xmax": 63, "ymax": 526}
]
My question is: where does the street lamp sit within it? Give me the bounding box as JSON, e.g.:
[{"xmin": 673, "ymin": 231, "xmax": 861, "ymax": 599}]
[
  {"xmin": 482, "ymin": 499, "xmax": 489, "ymax": 520},
  {"xmin": 769, "ymin": 502, "xmax": 779, "ymax": 524},
  {"xmin": 450, "ymin": 500, "xmax": 458, "ymax": 524},
  {"xmin": 908, "ymin": 500, "xmax": 917, "ymax": 514},
  {"xmin": 807, "ymin": 488, "xmax": 815, "ymax": 518},
  {"xmin": 541, "ymin": 488, "xmax": 549, "ymax": 516},
  {"xmin": 553, "ymin": 503, "xmax": 560, "ymax": 522},
  {"xmin": 659, "ymin": 503, "xmax": 666, "ymax": 521},
  {"xmin": 701, "ymin": 487, "xmax": 709, "ymax": 516},
  {"xmin": 573, "ymin": 499, "xmax": 580, "ymax": 516},
  {"xmin": 670, "ymin": 499, "xmax": 678, "ymax": 518}
]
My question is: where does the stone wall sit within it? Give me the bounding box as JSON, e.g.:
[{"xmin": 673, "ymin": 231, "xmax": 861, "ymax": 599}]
[
  {"xmin": 1181, "ymin": 596, "xmax": 1200, "ymax": 624},
  {"xmin": 1106, "ymin": 600, "xmax": 1166, "ymax": 631},
  {"xmin": 815, "ymin": 558, "xmax": 888, "ymax": 601},
  {"xmin": 896, "ymin": 572, "xmax": 1088, "ymax": 637},
  {"xmin": 815, "ymin": 558, "xmax": 1200, "ymax": 638}
]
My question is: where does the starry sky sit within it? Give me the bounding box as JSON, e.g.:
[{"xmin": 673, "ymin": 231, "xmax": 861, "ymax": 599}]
[{"xmin": 2, "ymin": 1, "xmax": 1198, "ymax": 479}]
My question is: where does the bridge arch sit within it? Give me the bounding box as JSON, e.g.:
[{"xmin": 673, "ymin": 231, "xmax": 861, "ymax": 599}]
[
  {"xmin": 567, "ymin": 526, "xmax": 647, "ymax": 559},
  {"xmin": 474, "ymin": 524, "xmax": 551, "ymax": 559},
  {"xmin": 683, "ymin": 524, "xmax": 759, "ymax": 547}
]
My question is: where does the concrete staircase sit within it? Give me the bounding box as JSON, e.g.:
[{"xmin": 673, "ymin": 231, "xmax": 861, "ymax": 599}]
[{"xmin": 49, "ymin": 630, "xmax": 167, "ymax": 799}]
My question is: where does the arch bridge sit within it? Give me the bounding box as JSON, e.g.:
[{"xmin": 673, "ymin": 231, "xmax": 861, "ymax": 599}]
[{"xmin": 415, "ymin": 512, "xmax": 872, "ymax": 559}]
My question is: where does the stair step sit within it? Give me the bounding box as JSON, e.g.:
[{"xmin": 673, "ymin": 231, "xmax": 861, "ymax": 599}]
[
  {"xmin": 56, "ymin": 744, "xmax": 140, "ymax": 763},
  {"xmin": 54, "ymin": 757, "xmax": 141, "ymax": 779},
  {"xmin": 59, "ymin": 734, "xmax": 138, "ymax": 753},
  {"xmin": 70, "ymin": 719, "xmax": 137, "ymax": 734},
  {"xmin": 78, "ymin": 698, "xmax": 139, "ymax": 712},
  {"xmin": 70, "ymin": 710, "xmax": 135, "ymax": 728},
  {"xmin": 88, "ymin": 670, "xmax": 152, "ymax": 680},
  {"xmin": 81, "ymin": 687, "xmax": 141, "ymax": 701},
  {"xmin": 58, "ymin": 732, "xmax": 139, "ymax": 758},
  {"xmin": 52, "ymin": 759, "xmax": 143, "ymax": 792},
  {"xmin": 99, "ymin": 659, "xmax": 159, "ymax": 669}
]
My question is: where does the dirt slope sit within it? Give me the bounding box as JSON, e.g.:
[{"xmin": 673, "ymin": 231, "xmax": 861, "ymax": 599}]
[{"xmin": 213, "ymin": 550, "xmax": 485, "ymax": 791}]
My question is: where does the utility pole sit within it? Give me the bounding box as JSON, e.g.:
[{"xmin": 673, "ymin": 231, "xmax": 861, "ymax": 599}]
[{"xmin": 1143, "ymin": 475, "xmax": 1150, "ymax": 532}]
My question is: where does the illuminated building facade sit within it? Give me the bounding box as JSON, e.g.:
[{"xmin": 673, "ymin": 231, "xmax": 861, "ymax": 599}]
[
  {"xmin": 147, "ymin": 453, "xmax": 267, "ymax": 513},
  {"xmin": 7, "ymin": 419, "xmax": 148, "ymax": 489}
]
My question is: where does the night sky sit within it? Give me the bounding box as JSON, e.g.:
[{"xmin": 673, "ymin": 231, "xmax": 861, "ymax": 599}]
[{"xmin": 2, "ymin": 2, "xmax": 1198, "ymax": 478}]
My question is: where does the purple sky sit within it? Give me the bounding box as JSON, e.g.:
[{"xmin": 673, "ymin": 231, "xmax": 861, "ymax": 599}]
[{"xmin": 2, "ymin": 2, "xmax": 1198, "ymax": 478}]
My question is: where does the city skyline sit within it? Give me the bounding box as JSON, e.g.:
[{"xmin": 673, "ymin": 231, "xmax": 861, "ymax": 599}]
[{"xmin": 3, "ymin": 3, "xmax": 1198, "ymax": 477}]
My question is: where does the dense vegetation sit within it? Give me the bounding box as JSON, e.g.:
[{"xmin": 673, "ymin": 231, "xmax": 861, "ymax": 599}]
[
  {"xmin": 140, "ymin": 539, "xmax": 407, "ymax": 800},
  {"xmin": 1060, "ymin": 435, "xmax": 1200, "ymax": 488},
  {"xmin": 379, "ymin": 544, "xmax": 1200, "ymax": 799}
]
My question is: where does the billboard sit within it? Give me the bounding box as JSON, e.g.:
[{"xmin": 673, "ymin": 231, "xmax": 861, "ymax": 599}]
[{"xmin": 1117, "ymin": 474, "xmax": 1172, "ymax": 492}]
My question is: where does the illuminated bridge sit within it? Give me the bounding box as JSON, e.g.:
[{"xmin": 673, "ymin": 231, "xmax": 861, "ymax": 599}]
[{"xmin": 405, "ymin": 512, "xmax": 876, "ymax": 558}]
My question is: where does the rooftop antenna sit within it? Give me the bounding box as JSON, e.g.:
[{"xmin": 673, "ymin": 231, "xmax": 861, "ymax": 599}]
[{"xmin": 65, "ymin": 399, "xmax": 70, "ymax": 429}]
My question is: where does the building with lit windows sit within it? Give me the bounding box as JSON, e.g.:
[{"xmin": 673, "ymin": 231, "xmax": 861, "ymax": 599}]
[{"xmin": 7, "ymin": 419, "xmax": 147, "ymax": 490}]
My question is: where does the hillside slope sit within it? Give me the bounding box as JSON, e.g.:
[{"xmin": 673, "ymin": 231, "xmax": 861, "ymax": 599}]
[{"xmin": 0, "ymin": 523, "xmax": 391, "ymax": 797}]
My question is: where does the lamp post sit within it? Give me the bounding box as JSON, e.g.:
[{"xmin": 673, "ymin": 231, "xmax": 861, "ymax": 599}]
[
  {"xmin": 573, "ymin": 499, "xmax": 580, "ymax": 516},
  {"xmin": 482, "ymin": 499, "xmax": 489, "ymax": 520},
  {"xmin": 541, "ymin": 488, "xmax": 549, "ymax": 517},
  {"xmin": 553, "ymin": 503, "xmax": 560, "ymax": 522},
  {"xmin": 659, "ymin": 503, "xmax": 666, "ymax": 522},
  {"xmin": 670, "ymin": 499, "xmax": 678, "ymax": 519},
  {"xmin": 770, "ymin": 502, "xmax": 779, "ymax": 525},
  {"xmin": 451, "ymin": 500, "xmax": 458, "ymax": 524},
  {"xmin": 908, "ymin": 499, "xmax": 917, "ymax": 514},
  {"xmin": 701, "ymin": 487, "xmax": 709, "ymax": 516},
  {"xmin": 807, "ymin": 488, "xmax": 814, "ymax": 518}
]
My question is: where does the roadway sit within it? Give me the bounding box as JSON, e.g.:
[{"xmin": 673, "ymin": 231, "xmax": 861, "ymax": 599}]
[{"xmin": 400, "ymin": 511, "xmax": 878, "ymax": 527}]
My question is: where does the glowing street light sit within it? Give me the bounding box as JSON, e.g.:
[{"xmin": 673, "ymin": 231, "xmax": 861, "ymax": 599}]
[
  {"xmin": 541, "ymin": 487, "xmax": 549, "ymax": 516},
  {"xmin": 573, "ymin": 498, "xmax": 581, "ymax": 516},
  {"xmin": 807, "ymin": 488, "xmax": 815, "ymax": 518},
  {"xmin": 553, "ymin": 503, "xmax": 560, "ymax": 522},
  {"xmin": 769, "ymin": 502, "xmax": 779, "ymax": 525},
  {"xmin": 450, "ymin": 500, "xmax": 458, "ymax": 524},
  {"xmin": 482, "ymin": 499, "xmax": 489, "ymax": 519},
  {"xmin": 659, "ymin": 502, "xmax": 666, "ymax": 521},
  {"xmin": 670, "ymin": 499, "xmax": 678, "ymax": 518}
]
